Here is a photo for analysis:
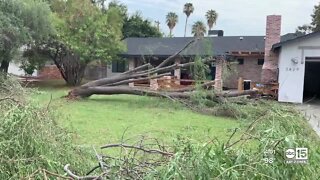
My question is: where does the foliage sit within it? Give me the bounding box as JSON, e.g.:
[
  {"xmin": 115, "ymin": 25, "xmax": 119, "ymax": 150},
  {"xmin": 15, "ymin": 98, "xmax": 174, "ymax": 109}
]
[
  {"xmin": 123, "ymin": 12, "xmax": 162, "ymax": 38},
  {"xmin": 206, "ymin": 10, "xmax": 218, "ymax": 30},
  {"xmin": 192, "ymin": 21, "xmax": 207, "ymax": 37},
  {"xmin": 166, "ymin": 12, "xmax": 179, "ymax": 37},
  {"xmin": 0, "ymin": 0, "xmax": 54, "ymax": 72},
  {"xmin": 296, "ymin": 24, "xmax": 313, "ymax": 35},
  {"xmin": 183, "ymin": 3, "xmax": 194, "ymax": 37},
  {"xmin": 147, "ymin": 101, "xmax": 320, "ymax": 179},
  {"xmin": 30, "ymin": 81, "xmax": 320, "ymax": 179},
  {"xmin": 222, "ymin": 61, "xmax": 238, "ymax": 83},
  {"xmin": 109, "ymin": 1, "xmax": 162, "ymax": 38},
  {"xmin": 0, "ymin": 76, "xmax": 94, "ymax": 179},
  {"xmin": 52, "ymin": 0, "xmax": 124, "ymax": 63},
  {"xmin": 183, "ymin": 3, "xmax": 194, "ymax": 17},
  {"xmin": 297, "ymin": 2, "xmax": 320, "ymax": 34},
  {"xmin": 25, "ymin": 0, "xmax": 125, "ymax": 86},
  {"xmin": 311, "ymin": 2, "xmax": 320, "ymax": 32},
  {"xmin": 191, "ymin": 57, "xmax": 211, "ymax": 107}
]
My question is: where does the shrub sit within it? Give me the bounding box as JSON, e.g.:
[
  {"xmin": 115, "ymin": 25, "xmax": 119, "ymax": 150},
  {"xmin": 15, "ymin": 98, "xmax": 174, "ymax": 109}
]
[
  {"xmin": 0, "ymin": 76, "xmax": 94, "ymax": 179},
  {"xmin": 146, "ymin": 101, "xmax": 320, "ymax": 179}
]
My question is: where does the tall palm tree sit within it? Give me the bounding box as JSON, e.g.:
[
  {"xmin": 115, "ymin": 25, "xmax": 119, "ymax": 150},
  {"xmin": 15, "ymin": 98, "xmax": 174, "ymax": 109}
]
[
  {"xmin": 183, "ymin": 3, "xmax": 194, "ymax": 37},
  {"xmin": 192, "ymin": 21, "xmax": 207, "ymax": 37},
  {"xmin": 166, "ymin": 12, "xmax": 178, "ymax": 37},
  {"xmin": 206, "ymin": 10, "xmax": 218, "ymax": 31}
]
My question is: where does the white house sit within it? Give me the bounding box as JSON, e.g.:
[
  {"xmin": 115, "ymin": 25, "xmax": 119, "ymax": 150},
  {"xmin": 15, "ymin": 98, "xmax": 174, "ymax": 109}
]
[{"xmin": 275, "ymin": 32, "xmax": 320, "ymax": 103}]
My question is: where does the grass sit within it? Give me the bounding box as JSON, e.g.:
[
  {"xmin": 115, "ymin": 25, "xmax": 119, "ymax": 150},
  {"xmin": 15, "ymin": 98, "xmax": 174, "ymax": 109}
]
[
  {"xmin": 16, "ymin": 80, "xmax": 320, "ymax": 179},
  {"xmin": 31, "ymin": 80, "xmax": 239, "ymax": 146}
]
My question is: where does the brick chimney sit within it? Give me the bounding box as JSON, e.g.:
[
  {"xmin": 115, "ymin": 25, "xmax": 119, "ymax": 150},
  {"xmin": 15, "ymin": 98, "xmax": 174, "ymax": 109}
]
[{"xmin": 261, "ymin": 15, "xmax": 281, "ymax": 83}]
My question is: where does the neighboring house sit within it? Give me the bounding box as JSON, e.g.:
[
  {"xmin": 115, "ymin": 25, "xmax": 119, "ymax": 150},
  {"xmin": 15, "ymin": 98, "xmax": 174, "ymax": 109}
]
[
  {"xmin": 8, "ymin": 62, "xmax": 37, "ymax": 76},
  {"xmin": 119, "ymin": 15, "xmax": 320, "ymax": 104}
]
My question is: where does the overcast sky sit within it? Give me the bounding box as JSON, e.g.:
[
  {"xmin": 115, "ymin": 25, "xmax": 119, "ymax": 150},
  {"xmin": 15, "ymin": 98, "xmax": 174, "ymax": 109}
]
[{"xmin": 119, "ymin": 0, "xmax": 318, "ymax": 37}]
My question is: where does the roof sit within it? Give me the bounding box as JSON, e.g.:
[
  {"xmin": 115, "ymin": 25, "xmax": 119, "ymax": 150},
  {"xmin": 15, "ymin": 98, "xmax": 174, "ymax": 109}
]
[
  {"xmin": 120, "ymin": 36, "xmax": 265, "ymax": 57},
  {"xmin": 273, "ymin": 31, "xmax": 320, "ymax": 49},
  {"xmin": 120, "ymin": 33, "xmax": 308, "ymax": 58}
]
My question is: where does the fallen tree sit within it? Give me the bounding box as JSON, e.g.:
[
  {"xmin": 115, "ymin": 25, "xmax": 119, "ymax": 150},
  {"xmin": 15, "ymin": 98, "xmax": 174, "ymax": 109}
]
[{"xmin": 67, "ymin": 38, "xmax": 257, "ymax": 102}]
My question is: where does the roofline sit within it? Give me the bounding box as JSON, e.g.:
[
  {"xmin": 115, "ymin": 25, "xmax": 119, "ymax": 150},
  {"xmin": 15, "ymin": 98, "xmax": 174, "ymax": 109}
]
[
  {"xmin": 119, "ymin": 53, "xmax": 264, "ymax": 59},
  {"xmin": 272, "ymin": 31, "xmax": 320, "ymax": 50},
  {"xmin": 122, "ymin": 35, "xmax": 265, "ymax": 41}
]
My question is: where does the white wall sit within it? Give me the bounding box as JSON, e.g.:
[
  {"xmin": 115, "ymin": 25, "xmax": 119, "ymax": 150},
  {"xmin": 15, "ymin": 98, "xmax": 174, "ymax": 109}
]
[
  {"xmin": 278, "ymin": 36, "xmax": 320, "ymax": 103},
  {"xmin": 8, "ymin": 62, "xmax": 38, "ymax": 76}
]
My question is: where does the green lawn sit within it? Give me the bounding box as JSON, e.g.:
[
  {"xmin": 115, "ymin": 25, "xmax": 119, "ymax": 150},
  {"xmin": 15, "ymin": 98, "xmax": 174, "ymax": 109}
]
[{"xmin": 31, "ymin": 81, "xmax": 240, "ymax": 146}]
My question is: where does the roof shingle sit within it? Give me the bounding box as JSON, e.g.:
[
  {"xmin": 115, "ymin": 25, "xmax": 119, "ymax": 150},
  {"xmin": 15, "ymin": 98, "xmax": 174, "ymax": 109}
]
[{"xmin": 120, "ymin": 36, "xmax": 265, "ymax": 57}]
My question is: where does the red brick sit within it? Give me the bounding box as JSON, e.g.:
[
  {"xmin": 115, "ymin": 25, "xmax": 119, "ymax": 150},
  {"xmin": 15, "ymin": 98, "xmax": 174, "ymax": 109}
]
[
  {"xmin": 261, "ymin": 15, "xmax": 281, "ymax": 83},
  {"xmin": 38, "ymin": 65, "xmax": 62, "ymax": 79},
  {"xmin": 224, "ymin": 57, "xmax": 264, "ymax": 88}
]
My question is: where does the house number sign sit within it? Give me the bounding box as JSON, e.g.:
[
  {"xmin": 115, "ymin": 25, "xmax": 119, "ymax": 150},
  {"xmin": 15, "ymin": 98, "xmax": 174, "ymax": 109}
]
[{"xmin": 285, "ymin": 67, "xmax": 299, "ymax": 72}]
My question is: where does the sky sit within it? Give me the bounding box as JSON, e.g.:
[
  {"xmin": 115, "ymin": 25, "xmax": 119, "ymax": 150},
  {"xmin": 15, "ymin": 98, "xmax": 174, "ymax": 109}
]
[{"xmin": 119, "ymin": 0, "xmax": 318, "ymax": 37}]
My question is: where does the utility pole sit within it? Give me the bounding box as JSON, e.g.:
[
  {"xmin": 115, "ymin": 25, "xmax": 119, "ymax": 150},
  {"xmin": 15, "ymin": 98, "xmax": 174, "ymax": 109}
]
[{"xmin": 155, "ymin": 21, "xmax": 160, "ymax": 31}]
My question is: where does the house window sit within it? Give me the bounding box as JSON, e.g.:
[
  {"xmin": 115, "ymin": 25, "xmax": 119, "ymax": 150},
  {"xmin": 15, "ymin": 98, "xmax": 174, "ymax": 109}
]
[
  {"xmin": 237, "ymin": 58, "xmax": 244, "ymax": 65},
  {"xmin": 112, "ymin": 60, "xmax": 127, "ymax": 73},
  {"xmin": 258, "ymin": 59, "xmax": 264, "ymax": 65}
]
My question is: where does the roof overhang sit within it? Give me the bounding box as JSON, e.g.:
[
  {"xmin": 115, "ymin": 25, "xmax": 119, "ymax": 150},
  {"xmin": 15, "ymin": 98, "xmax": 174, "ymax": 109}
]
[{"xmin": 272, "ymin": 31, "xmax": 320, "ymax": 51}]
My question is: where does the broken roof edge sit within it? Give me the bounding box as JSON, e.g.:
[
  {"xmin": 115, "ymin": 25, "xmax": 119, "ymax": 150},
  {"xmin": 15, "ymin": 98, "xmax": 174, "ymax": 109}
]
[{"xmin": 272, "ymin": 31, "xmax": 320, "ymax": 50}]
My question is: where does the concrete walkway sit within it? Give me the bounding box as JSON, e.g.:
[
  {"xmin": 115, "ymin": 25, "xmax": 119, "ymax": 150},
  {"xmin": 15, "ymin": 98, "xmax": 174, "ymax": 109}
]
[{"xmin": 297, "ymin": 99, "xmax": 320, "ymax": 136}]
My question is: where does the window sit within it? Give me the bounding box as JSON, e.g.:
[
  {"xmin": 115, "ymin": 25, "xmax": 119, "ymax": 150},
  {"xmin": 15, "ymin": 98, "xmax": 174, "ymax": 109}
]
[
  {"xmin": 237, "ymin": 58, "xmax": 244, "ymax": 65},
  {"xmin": 112, "ymin": 60, "xmax": 127, "ymax": 73},
  {"xmin": 258, "ymin": 59, "xmax": 264, "ymax": 65}
]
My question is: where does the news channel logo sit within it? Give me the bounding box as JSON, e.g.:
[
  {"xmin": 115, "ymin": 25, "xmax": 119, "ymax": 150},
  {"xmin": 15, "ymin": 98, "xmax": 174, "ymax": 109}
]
[{"xmin": 285, "ymin": 148, "xmax": 308, "ymax": 164}]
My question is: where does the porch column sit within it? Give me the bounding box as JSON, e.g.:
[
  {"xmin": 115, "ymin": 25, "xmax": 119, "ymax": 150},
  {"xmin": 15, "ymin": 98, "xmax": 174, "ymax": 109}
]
[
  {"xmin": 128, "ymin": 58, "xmax": 135, "ymax": 87},
  {"xmin": 174, "ymin": 57, "xmax": 181, "ymax": 85},
  {"xmin": 215, "ymin": 58, "xmax": 223, "ymax": 92}
]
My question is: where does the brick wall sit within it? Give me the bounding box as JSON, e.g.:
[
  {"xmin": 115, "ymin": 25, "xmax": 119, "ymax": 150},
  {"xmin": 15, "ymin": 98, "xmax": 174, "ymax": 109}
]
[
  {"xmin": 224, "ymin": 57, "xmax": 264, "ymax": 89},
  {"xmin": 261, "ymin": 15, "xmax": 281, "ymax": 83},
  {"xmin": 214, "ymin": 59, "xmax": 223, "ymax": 92},
  {"xmin": 38, "ymin": 65, "xmax": 62, "ymax": 79}
]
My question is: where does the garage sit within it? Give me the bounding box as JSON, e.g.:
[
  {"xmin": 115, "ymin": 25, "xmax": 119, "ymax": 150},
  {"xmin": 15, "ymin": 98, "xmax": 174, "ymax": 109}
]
[
  {"xmin": 304, "ymin": 57, "xmax": 320, "ymax": 100},
  {"xmin": 276, "ymin": 32, "xmax": 320, "ymax": 103}
]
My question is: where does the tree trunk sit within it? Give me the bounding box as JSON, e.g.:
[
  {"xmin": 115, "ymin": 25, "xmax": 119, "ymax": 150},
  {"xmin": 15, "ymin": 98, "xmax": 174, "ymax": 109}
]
[
  {"xmin": 184, "ymin": 17, "xmax": 188, "ymax": 37},
  {"xmin": 68, "ymin": 86, "xmax": 257, "ymax": 100},
  {"xmin": 53, "ymin": 52, "xmax": 87, "ymax": 86},
  {"xmin": 0, "ymin": 60, "xmax": 9, "ymax": 73}
]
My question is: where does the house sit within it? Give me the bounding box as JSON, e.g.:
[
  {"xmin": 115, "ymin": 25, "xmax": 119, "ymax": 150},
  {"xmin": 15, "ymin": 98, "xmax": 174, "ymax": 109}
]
[
  {"xmin": 8, "ymin": 62, "xmax": 38, "ymax": 77},
  {"xmin": 119, "ymin": 15, "xmax": 320, "ymax": 104}
]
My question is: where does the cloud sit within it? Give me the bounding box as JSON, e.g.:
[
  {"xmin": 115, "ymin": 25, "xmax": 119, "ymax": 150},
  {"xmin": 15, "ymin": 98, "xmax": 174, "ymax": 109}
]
[{"xmin": 119, "ymin": 0, "xmax": 317, "ymax": 36}]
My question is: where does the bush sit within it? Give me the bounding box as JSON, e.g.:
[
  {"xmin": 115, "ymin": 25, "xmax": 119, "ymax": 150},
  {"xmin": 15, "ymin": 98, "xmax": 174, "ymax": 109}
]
[
  {"xmin": 0, "ymin": 76, "xmax": 94, "ymax": 179},
  {"xmin": 146, "ymin": 101, "xmax": 320, "ymax": 179}
]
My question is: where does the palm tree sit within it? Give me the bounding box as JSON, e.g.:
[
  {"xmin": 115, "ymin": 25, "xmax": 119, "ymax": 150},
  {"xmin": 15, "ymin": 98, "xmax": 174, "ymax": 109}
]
[
  {"xmin": 183, "ymin": 3, "xmax": 194, "ymax": 37},
  {"xmin": 206, "ymin": 10, "xmax": 218, "ymax": 31},
  {"xmin": 192, "ymin": 21, "xmax": 207, "ymax": 37},
  {"xmin": 166, "ymin": 12, "xmax": 178, "ymax": 37}
]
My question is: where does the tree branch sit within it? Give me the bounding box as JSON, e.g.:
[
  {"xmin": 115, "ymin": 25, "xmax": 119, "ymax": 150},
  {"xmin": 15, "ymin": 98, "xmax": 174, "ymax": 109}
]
[
  {"xmin": 156, "ymin": 38, "xmax": 199, "ymax": 68},
  {"xmin": 100, "ymin": 143, "xmax": 174, "ymax": 157},
  {"xmin": 64, "ymin": 164, "xmax": 103, "ymax": 180}
]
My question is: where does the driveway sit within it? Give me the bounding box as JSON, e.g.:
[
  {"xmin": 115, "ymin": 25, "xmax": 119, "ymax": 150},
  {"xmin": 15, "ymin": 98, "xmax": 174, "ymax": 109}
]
[{"xmin": 297, "ymin": 99, "xmax": 320, "ymax": 136}]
